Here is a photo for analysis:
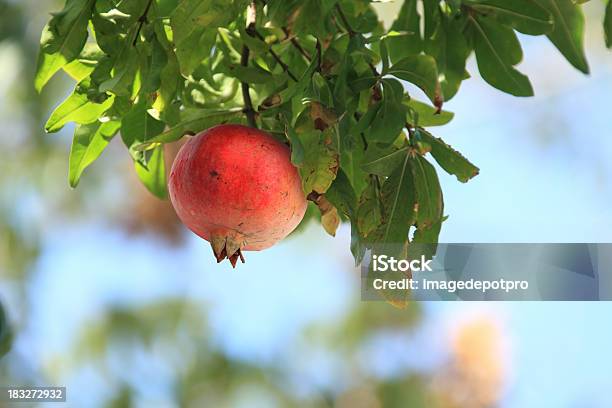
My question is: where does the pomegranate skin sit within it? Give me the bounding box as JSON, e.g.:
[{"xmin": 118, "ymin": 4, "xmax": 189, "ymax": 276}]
[{"xmin": 168, "ymin": 124, "xmax": 307, "ymax": 264}]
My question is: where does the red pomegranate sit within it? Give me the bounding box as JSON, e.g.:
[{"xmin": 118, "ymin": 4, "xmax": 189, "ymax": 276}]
[{"xmin": 168, "ymin": 124, "xmax": 307, "ymax": 267}]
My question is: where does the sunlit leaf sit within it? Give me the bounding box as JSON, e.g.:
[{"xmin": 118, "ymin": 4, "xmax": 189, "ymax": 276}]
[
  {"xmin": 45, "ymin": 81, "xmax": 115, "ymax": 133},
  {"xmin": 69, "ymin": 120, "xmax": 120, "ymax": 187},
  {"xmin": 35, "ymin": 0, "xmax": 94, "ymax": 92},
  {"xmin": 135, "ymin": 108, "xmax": 244, "ymax": 149},
  {"xmin": 121, "ymin": 102, "xmax": 166, "ymax": 160},
  {"xmin": 134, "ymin": 146, "xmax": 168, "ymax": 199},
  {"xmin": 170, "ymin": 0, "xmax": 233, "ymax": 75}
]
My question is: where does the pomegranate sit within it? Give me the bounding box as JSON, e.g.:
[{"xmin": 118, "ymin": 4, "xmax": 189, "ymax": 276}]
[{"xmin": 168, "ymin": 124, "xmax": 307, "ymax": 267}]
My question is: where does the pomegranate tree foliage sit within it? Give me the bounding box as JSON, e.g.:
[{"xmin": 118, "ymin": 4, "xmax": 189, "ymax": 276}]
[{"xmin": 37, "ymin": 0, "xmax": 609, "ymax": 264}]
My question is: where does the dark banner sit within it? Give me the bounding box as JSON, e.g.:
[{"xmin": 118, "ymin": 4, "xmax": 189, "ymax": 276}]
[{"xmin": 361, "ymin": 244, "xmax": 612, "ymax": 301}]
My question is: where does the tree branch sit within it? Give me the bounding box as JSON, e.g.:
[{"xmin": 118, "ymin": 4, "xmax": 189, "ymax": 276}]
[
  {"xmin": 132, "ymin": 0, "xmax": 154, "ymax": 46},
  {"xmin": 241, "ymin": 1, "xmax": 258, "ymax": 128}
]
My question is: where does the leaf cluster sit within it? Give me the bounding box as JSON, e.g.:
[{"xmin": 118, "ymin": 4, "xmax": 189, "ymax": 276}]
[{"xmin": 36, "ymin": 0, "xmax": 606, "ymax": 266}]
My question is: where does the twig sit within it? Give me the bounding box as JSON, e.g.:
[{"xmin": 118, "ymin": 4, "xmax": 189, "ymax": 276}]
[
  {"xmin": 241, "ymin": 1, "xmax": 258, "ymax": 128},
  {"xmin": 281, "ymin": 27, "xmax": 311, "ymax": 61},
  {"xmin": 253, "ymin": 30, "xmax": 299, "ymax": 81},
  {"xmin": 333, "ymin": 5, "xmax": 385, "ymax": 147},
  {"xmin": 405, "ymin": 122, "xmax": 416, "ymax": 145},
  {"xmin": 133, "ymin": 0, "xmax": 154, "ymax": 46},
  {"xmin": 334, "ymin": 4, "xmax": 389, "ymax": 212},
  {"xmin": 315, "ymin": 39, "xmax": 322, "ymax": 72},
  {"xmin": 334, "ymin": 4, "xmax": 378, "ymax": 77},
  {"xmin": 336, "ymin": 4, "xmax": 443, "ymax": 112},
  {"xmin": 334, "ymin": 4, "xmax": 355, "ymax": 37},
  {"xmin": 281, "ymin": 9, "xmax": 372, "ymax": 154},
  {"xmin": 353, "ymin": 111, "xmax": 369, "ymax": 150}
]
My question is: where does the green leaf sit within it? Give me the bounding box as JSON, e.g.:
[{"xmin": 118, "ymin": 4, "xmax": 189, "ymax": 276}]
[
  {"xmin": 309, "ymin": 73, "xmax": 335, "ymax": 108},
  {"xmin": 135, "ymin": 108, "xmax": 244, "ymax": 149},
  {"xmin": 470, "ymin": 15, "xmax": 534, "ymax": 96},
  {"xmin": 157, "ymin": 0, "xmax": 179, "ymax": 16},
  {"xmin": 35, "ymin": 0, "xmax": 94, "ymax": 92},
  {"xmin": 357, "ymin": 180, "xmax": 383, "ymax": 238},
  {"xmin": 408, "ymin": 216, "xmax": 447, "ymax": 260},
  {"xmin": 410, "ymin": 156, "xmax": 443, "ymax": 229},
  {"xmin": 387, "ymin": 55, "xmax": 440, "ymax": 104},
  {"xmin": 121, "ymin": 103, "xmax": 166, "ymax": 159},
  {"xmin": 534, "ymin": 0, "xmax": 589, "ymax": 73},
  {"xmin": 368, "ymin": 79, "xmax": 406, "ymax": 144},
  {"xmin": 62, "ymin": 43, "xmax": 105, "ymax": 82},
  {"xmin": 222, "ymin": 64, "xmax": 275, "ymax": 84},
  {"xmin": 418, "ymin": 129, "xmax": 480, "ymax": 183},
  {"xmin": 45, "ymin": 82, "xmax": 115, "ymax": 133},
  {"xmin": 326, "ymin": 169, "xmax": 357, "ymax": 218},
  {"xmin": 278, "ymin": 56, "xmax": 319, "ymax": 108},
  {"xmin": 69, "ymin": 120, "xmax": 120, "ymax": 187},
  {"xmin": 293, "ymin": 0, "xmax": 334, "ymax": 37},
  {"xmin": 422, "ymin": 0, "xmax": 439, "ymax": 40},
  {"xmin": 135, "ymin": 146, "xmax": 168, "ymax": 199},
  {"xmin": 466, "ymin": 0, "xmax": 553, "ymax": 35},
  {"xmin": 604, "ymin": 0, "xmax": 612, "ymax": 48},
  {"xmin": 350, "ymin": 75, "xmax": 379, "ymax": 94},
  {"xmin": 412, "ymin": 218, "xmax": 445, "ymax": 245},
  {"xmin": 239, "ymin": 26, "xmax": 270, "ymax": 56},
  {"xmin": 141, "ymin": 36, "xmax": 168, "ymax": 93},
  {"xmin": 352, "ymin": 103, "xmax": 379, "ymax": 135},
  {"xmin": 285, "ymin": 124, "xmax": 305, "ymax": 166},
  {"xmin": 405, "ymin": 99, "xmax": 454, "ymax": 127},
  {"xmin": 339, "ymin": 116, "xmax": 369, "ymax": 196},
  {"xmin": 350, "ymin": 219, "xmax": 366, "ymax": 266},
  {"xmin": 170, "ymin": 0, "xmax": 233, "ymax": 75},
  {"xmin": 362, "ymin": 145, "xmax": 409, "ymax": 177},
  {"xmin": 426, "ymin": 14, "xmax": 471, "ymax": 100},
  {"xmin": 376, "ymin": 154, "xmax": 417, "ymax": 245},
  {"xmin": 98, "ymin": 42, "xmax": 139, "ymax": 96},
  {"xmin": 386, "ymin": 0, "xmax": 422, "ymax": 62},
  {"xmin": 152, "ymin": 21, "xmax": 181, "ymax": 115},
  {"xmin": 380, "ymin": 38, "xmax": 390, "ymax": 75}
]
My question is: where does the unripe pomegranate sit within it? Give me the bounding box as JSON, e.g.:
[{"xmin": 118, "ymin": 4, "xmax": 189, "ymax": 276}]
[{"xmin": 169, "ymin": 124, "xmax": 307, "ymax": 267}]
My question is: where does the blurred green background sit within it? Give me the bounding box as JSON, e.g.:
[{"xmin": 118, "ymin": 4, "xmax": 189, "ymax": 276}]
[{"xmin": 1, "ymin": 0, "xmax": 612, "ymax": 407}]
